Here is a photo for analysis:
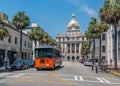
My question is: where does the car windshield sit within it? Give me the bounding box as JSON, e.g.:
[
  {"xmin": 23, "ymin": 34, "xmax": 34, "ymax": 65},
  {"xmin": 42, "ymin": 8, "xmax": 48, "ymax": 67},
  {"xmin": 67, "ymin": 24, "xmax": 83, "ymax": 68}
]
[
  {"xmin": 28, "ymin": 60, "xmax": 34, "ymax": 63},
  {"xmin": 13, "ymin": 60, "xmax": 24, "ymax": 65}
]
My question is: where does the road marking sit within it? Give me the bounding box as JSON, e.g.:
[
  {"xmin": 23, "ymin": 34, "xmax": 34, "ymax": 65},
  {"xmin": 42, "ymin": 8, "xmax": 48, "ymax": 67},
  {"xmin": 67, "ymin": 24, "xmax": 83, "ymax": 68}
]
[
  {"xmin": 8, "ymin": 73, "xmax": 25, "ymax": 78},
  {"xmin": 52, "ymin": 74, "xmax": 75, "ymax": 85},
  {"xmin": 79, "ymin": 76, "xmax": 84, "ymax": 81},
  {"xmin": 96, "ymin": 77, "xmax": 104, "ymax": 83},
  {"xmin": 101, "ymin": 78, "xmax": 111, "ymax": 83},
  {"xmin": 74, "ymin": 76, "xmax": 78, "ymax": 80}
]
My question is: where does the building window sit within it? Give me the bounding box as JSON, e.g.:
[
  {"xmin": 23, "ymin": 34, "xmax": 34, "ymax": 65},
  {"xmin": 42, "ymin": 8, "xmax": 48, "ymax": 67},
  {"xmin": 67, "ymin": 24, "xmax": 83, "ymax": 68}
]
[
  {"xmin": 30, "ymin": 43, "xmax": 32, "ymax": 48},
  {"xmin": 76, "ymin": 33, "xmax": 78, "ymax": 36},
  {"xmin": 8, "ymin": 35, "xmax": 11, "ymax": 43},
  {"xmin": 76, "ymin": 43, "xmax": 79, "ymax": 53},
  {"xmin": 72, "ymin": 43, "xmax": 75, "ymax": 53},
  {"xmin": 67, "ymin": 37, "xmax": 70, "ymax": 41},
  {"xmin": 0, "ymin": 36, "xmax": 4, "ymax": 41},
  {"xmin": 67, "ymin": 43, "xmax": 70, "ymax": 53},
  {"xmin": 118, "ymin": 48, "xmax": 120, "ymax": 60},
  {"xmin": 24, "ymin": 41, "xmax": 26, "ymax": 47},
  {"xmin": 77, "ymin": 37, "xmax": 79, "ymax": 40},
  {"xmin": 82, "ymin": 37, "xmax": 84, "ymax": 41},
  {"xmin": 28, "ymin": 42, "xmax": 29, "ymax": 48},
  {"xmin": 102, "ymin": 45, "xmax": 105, "ymax": 52},
  {"xmin": 102, "ymin": 34, "xmax": 106, "ymax": 40},
  {"xmin": 15, "ymin": 37, "xmax": 17, "ymax": 44},
  {"xmin": 63, "ymin": 48, "xmax": 64, "ymax": 53},
  {"xmin": 63, "ymin": 38, "xmax": 64, "ymax": 41},
  {"xmin": 72, "ymin": 37, "xmax": 74, "ymax": 40},
  {"xmin": 59, "ymin": 38, "xmax": 61, "ymax": 42}
]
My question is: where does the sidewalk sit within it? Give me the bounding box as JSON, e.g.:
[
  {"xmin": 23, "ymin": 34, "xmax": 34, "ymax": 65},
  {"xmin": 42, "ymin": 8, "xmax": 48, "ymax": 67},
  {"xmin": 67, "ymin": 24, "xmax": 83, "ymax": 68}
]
[
  {"xmin": 0, "ymin": 67, "xmax": 7, "ymax": 73},
  {"xmin": 0, "ymin": 67, "xmax": 11, "ymax": 79}
]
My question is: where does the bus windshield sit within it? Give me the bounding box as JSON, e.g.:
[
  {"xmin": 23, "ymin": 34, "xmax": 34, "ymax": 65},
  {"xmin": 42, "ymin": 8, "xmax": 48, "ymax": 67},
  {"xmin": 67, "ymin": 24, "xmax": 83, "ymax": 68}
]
[{"xmin": 35, "ymin": 48, "xmax": 53, "ymax": 58}]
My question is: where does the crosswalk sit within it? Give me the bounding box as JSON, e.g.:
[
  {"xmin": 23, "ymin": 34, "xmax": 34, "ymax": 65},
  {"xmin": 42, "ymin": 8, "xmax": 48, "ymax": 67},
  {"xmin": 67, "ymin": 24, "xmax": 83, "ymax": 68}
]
[
  {"xmin": 67, "ymin": 76, "xmax": 111, "ymax": 83},
  {"xmin": 1, "ymin": 73, "xmax": 120, "ymax": 85}
]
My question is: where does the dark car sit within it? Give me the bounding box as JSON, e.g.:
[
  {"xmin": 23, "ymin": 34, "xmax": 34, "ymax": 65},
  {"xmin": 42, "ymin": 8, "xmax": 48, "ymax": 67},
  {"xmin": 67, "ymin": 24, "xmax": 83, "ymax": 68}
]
[
  {"xmin": 28, "ymin": 59, "xmax": 34, "ymax": 68},
  {"xmin": 10, "ymin": 60, "xmax": 29, "ymax": 70}
]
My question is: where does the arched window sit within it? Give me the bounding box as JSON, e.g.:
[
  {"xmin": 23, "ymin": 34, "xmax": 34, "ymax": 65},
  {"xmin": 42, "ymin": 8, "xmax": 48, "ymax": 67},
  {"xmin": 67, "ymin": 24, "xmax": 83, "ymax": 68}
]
[
  {"xmin": 67, "ymin": 56, "xmax": 70, "ymax": 61},
  {"xmin": 72, "ymin": 56, "xmax": 75, "ymax": 61},
  {"xmin": 76, "ymin": 56, "xmax": 79, "ymax": 61}
]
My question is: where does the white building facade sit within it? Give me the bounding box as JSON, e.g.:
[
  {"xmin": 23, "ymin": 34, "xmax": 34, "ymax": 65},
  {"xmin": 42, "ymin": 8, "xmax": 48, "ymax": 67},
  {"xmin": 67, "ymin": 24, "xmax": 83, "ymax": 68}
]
[
  {"xmin": 93, "ymin": 23, "xmax": 120, "ymax": 66},
  {"xmin": 56, "ymin": 14, "xmax": 87, "ymax": 61}
]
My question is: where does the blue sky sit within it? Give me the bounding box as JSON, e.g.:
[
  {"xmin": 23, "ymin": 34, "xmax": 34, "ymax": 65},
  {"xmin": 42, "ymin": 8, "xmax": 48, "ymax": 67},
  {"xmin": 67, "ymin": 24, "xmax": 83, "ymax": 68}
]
[{"xmin": 0, "ymin": 0, "xmax": 104, "ymax": 38}]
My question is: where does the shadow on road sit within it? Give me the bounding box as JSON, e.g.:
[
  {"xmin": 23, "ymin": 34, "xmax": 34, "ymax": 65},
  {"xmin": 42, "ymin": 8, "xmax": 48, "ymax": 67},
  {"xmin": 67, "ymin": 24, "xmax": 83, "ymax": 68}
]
[{"xmin": 36, "ymin": 66, "xmax": 64, "ymax": 71}]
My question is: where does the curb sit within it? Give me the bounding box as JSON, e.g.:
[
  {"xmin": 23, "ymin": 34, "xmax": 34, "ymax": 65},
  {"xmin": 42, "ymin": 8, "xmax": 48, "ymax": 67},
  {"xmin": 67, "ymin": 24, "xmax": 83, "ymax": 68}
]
[
  {"xmin": 110, "ymin": 71, "xmax": 120, "ymax": 77},
  {"xmin": 0, "ymin": 73, "xmax": 10, "ymax": 79}
]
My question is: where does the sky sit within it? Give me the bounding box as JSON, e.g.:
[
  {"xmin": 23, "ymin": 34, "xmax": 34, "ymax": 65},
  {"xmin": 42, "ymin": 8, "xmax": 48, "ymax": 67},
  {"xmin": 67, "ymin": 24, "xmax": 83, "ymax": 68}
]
[{"xmin": 0, "ymin": 0, "xmax": 105, "ymax": 39}]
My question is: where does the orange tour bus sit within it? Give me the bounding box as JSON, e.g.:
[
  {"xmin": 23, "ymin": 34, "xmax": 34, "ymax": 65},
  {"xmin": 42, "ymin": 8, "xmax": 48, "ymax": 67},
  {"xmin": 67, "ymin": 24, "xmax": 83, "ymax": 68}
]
[{"xmin": 34, "ymin": 46, "xmax": 62, "ymax": 70}]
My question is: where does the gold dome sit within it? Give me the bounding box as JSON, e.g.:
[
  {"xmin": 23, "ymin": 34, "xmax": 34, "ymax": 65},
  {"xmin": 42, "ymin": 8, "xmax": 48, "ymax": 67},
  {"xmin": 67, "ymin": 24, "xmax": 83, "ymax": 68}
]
[{"xmin": 67, "ymin": 13, "xmax": 80, "ymax": 29}]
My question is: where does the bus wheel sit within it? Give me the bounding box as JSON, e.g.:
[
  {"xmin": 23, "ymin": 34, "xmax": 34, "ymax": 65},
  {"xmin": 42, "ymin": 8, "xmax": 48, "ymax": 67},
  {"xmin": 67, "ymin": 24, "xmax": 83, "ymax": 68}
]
[
  {"xmin": 52, "ymin": 65, "xmax": 55, "ymax": 70},
  {"xmin": 36, "ymin": 68, "xmax": 40, "ymax": 71}
]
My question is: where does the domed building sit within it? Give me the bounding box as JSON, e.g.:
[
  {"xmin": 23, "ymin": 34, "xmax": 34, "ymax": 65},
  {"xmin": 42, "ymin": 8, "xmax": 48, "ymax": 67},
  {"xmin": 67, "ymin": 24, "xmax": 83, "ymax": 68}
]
[{"xmin": 56, "ymin": 13, "xmax": 87, "ymax": 61}]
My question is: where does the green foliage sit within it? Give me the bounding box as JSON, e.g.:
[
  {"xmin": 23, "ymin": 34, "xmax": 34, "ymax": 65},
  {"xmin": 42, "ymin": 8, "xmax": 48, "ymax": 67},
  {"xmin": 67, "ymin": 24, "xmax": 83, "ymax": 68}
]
[
  {"xmin": 99, "ymin": 0, "xmax": 120, "ymax": 69},
  {"xmin": 0, "ymin": 15, "xmax": 9, "ymax": 37},
  {"xmin": 81, "ymin": 41, "xmax": 90, "ymax": 55},
  {"xmin": 12, "ymin": 12, "xmax": 30, "ymax": 29}
]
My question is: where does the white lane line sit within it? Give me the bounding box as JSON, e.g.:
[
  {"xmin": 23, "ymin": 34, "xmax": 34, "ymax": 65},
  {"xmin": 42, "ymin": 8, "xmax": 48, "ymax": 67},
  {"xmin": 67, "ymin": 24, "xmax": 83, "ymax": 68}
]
[
  {"xmin": 8, "ymin": 73, "xmax": 25, "ymax": 78},
  {"xmin": 74, "ymin": 76, "xmax": 78, "ymax": 80},
  {"xmin": 96, "ymin": 77, "xmax": 104, "ymax": 83},
  {"xmin": 79, "ymin": 76, "xmax": 84, "ymax": 81},
  {"xmin": 101, "ymin": 78, "xmax": 111, "ymax": 83}
]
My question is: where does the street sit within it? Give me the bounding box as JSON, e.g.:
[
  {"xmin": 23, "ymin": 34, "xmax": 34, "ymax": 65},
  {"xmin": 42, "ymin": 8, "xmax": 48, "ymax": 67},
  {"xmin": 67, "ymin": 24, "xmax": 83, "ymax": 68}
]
[{"xmin": 0, "ymin": 61, "xmax": 120, "ymax": 86}]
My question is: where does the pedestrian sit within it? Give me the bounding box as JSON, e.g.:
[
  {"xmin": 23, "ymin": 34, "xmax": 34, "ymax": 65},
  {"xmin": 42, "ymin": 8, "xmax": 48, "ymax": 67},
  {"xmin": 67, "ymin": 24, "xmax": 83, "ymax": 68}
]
[
  {"xmin": 109, "ymin": 58, "xmax": 112, "ymax": 66},
  {"xmin": 4, "ymin": 58, "xmax": 10, "ymax": 70}
]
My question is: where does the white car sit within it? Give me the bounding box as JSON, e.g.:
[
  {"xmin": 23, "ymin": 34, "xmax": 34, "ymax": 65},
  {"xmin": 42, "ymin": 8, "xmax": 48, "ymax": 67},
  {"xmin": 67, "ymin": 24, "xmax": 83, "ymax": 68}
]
[{"xmin": 84, "ymin": 60, "xmax": 93, "ymax": 66}]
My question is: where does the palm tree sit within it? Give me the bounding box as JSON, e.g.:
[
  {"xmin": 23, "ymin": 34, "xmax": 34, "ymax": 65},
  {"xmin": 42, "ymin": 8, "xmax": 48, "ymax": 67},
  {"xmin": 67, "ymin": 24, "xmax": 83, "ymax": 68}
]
[
  {"xmin": 0, "ymin": 16, "xmax": 9, "ymax": 37},
  {"xmin": 56, "ymin": 43, "xmax": 61, "ymax": 50},
  {"xmin": 97, "ymin": 21, "xmax": 109, "ymax": 65},
  {"xmin": 99, "ymin": 0, "xmax": 120, "ymax": 69},
  {"xmin": 50, "ymin": 39, "xmax": 57, "ymax": 47},
  {"xmin": 87, "ymin": 18, "xmax": 99, "ymax": 65},
  {"xmin": 28, "ymin": 27, "xmax": 43, "ymax": 47},
  {"xmin": 12, "ymin": 12, "xmax": 30, "ymax": 59}
]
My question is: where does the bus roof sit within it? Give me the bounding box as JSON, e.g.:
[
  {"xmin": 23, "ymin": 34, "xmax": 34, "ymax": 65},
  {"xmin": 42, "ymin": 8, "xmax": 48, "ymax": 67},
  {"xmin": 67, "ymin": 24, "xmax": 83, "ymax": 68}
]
[{"xmin": 35, "ymin": 45, "xmax": 61, "ymax": 51}]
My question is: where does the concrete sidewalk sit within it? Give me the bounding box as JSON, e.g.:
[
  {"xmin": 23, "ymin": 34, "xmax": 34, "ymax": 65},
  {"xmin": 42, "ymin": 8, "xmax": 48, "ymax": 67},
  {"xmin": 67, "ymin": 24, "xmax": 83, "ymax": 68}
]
[{"xmin": 0, "ymin": 67, "xmax": 11, "ymax": 79}]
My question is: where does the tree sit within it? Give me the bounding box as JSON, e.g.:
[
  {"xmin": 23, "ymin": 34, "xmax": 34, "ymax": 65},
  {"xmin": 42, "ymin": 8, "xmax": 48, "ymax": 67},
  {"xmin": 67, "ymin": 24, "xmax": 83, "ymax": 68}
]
[
  {"xmin": 97, "ymin": 21, "xmax": 109, "ymax": 65},
  {"xmin": 28, "ymin": 27, "xmax": 43, "ymax": 47},
  {"xmin": 81, "ymin": 41, "xmax": 90, "ymax": 57},
  {"xmin": 99, "ymin": 0, "xmax": 120, "ymax": 69},
  {"xmin": 0, "ymin": 16, "xmax": 9, "ymax": 37},
  {"xmin": 87, "ymin": 18, "xmax": 99, "ymax": 65},
  {"xmin": 12, "ymin": 12, "xmax": 30, "ymax": 59}
]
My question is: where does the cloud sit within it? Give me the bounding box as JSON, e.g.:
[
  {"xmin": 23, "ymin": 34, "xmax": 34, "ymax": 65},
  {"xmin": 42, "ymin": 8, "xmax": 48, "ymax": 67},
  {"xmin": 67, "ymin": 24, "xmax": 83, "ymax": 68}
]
[
  {"xmin": 66, "ymin": 0, "xmax": 97, "ymax": 17},
  {"xmin": 66, "ymin": 0, "xmax": 80, "ymax": 6},
  {"xmin": 82, "ymin": 5, "xmax": 97, "ymax": 17}
]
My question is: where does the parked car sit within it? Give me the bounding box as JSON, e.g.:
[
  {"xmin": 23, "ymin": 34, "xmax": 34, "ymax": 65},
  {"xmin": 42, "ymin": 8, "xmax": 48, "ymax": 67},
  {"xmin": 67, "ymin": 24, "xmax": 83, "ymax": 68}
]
[
  {"xmin": 28, "ymin": 59, "xmax": 34, "ymax": 68},
  {"xmin": 10, "ymin": 60, "xmax": 29, "ymax": 70},
  {"xmin": 79, "ymin": 59, "xmax": 85, "ymax": 63},
  {"xmin": 84, "ymin": 60, "xmax": 93, "ymax": 66}
]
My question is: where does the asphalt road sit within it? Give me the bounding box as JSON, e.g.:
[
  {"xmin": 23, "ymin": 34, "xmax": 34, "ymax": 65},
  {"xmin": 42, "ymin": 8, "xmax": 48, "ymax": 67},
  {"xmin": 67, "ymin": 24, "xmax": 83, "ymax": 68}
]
[{"xmin": 0, "ymin": 61, "xmax": 120, "ymax": 86}]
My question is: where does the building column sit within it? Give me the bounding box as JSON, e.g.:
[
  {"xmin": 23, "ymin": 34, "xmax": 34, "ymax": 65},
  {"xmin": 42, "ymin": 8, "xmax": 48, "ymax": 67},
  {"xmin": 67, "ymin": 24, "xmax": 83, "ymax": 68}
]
[
  {"xmin": 70, "ymin": 56, "xmax": 72, "ymax": 61},
  {"xmin": 70, "ymin": 43, "xmax": 72, "ymax": 54}
]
